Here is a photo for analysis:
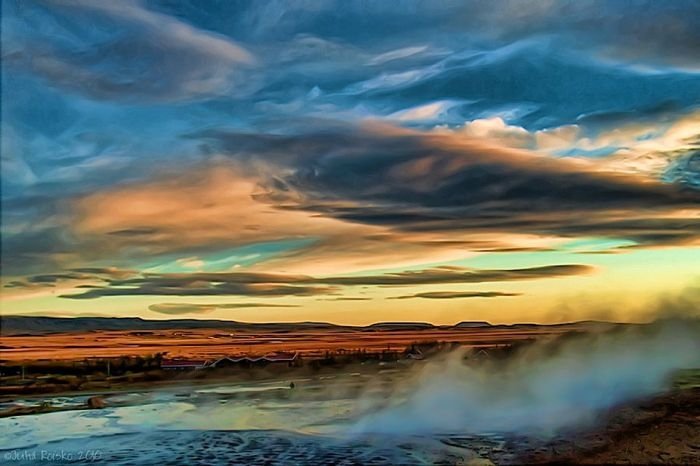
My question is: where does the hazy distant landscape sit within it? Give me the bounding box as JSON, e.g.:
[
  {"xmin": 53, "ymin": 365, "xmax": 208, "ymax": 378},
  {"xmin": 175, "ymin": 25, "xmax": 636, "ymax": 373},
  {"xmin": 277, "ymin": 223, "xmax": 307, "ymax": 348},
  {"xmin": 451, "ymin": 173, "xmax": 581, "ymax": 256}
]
[
  {"xmin": 1, "ymin": 316, "xmax": 491, "ymax": 336},
  {"xmin": 0, "ymin": 316, "xmax": 609, "ymax": 361}
]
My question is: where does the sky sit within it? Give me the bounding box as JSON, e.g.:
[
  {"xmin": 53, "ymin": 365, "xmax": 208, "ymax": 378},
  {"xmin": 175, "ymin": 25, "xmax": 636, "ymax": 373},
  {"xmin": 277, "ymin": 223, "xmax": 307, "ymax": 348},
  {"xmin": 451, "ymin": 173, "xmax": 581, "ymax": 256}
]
[{"xmin": 1, "ymin": 0, "xmax": 699, "ymax": 325}]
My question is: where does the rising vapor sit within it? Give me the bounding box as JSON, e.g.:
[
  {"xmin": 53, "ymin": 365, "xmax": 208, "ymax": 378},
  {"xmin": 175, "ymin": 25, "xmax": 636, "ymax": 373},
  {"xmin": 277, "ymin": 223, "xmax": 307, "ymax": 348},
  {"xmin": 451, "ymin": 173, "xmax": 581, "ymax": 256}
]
[{"xmin": 348, "ymin": 318, "xmax": 700, "ymax": 436}]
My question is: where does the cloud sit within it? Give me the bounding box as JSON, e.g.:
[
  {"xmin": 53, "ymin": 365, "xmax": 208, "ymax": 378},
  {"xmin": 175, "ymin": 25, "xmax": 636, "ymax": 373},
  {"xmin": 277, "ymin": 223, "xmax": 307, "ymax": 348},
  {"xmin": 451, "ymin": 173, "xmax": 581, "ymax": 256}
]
[
  {"xmin": 68, "ymin": 267, "xmax": 138, "ymax": 279},
  {"xmin": 390, "ymin": 291, "xmax": 522, "ymax": 300},
  {"xmin": 3, "ymin": 267, "xmax": 137, "ymax": 289},
  {"xmin": 3, "ymin": 163, "xmax": 504, "ymax": 277},
  {"xmin": 200, "ymin": 123, "xmax": 700, "ymax": 248},
  {"xmin": 191, "ymin": 1, "xmax": 700, "ymax": 70},
  {"xmin": 367, "ymin": 46, "xmax": 430, "ymax": 66},
  {"xmin": 3, "ymin": 0, "xmax": 255, "ymax": 102},
  {"xmin": 664, "ymin": 150, "xmax": 700, "ymax": 190},
  {"xmin": 3, "ymin": 1, "xmax": 700, "ymax": 289},
  {"xmin": 62, "ymin": 281, "xmax": 334, "ymax": 300},
  {"xmin": 68, "ymin": 166, "xmax": 352, "ymax": 254},
  {"xmin": 8, "ymin": 117, "xmax": 697, "ymax": 278},
  {"xmin": 60, "ymin": 164, "xmax": 562, "ymax": 276},
  {"xmin": 345, "ymin": 39, "xmax": 700, "ymax": 130},
  {"xmin": 57, "ymin": 264, "xmax": 591, "ymax": 299},
  {"xmin": 315, "ymin": 265, "xmax": 592, "ymax": 286},
  {"xmin": 4, "ymin": 111, "xmax": 699, "ymax": 283},
  {"xmin": 148, "ymin": 302, "xmax": 300, "ymax": 315},
  {"xmin": 318, "ymin": 297, "xmax": 372, "ymax": 301}
]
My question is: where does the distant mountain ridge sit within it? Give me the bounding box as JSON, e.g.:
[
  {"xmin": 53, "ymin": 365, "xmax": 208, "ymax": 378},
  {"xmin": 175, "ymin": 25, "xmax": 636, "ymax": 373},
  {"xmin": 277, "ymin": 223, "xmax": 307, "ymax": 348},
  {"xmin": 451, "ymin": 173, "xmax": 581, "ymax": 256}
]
[
  {"xmin": 0, "ymin": 316, "xmax": 352, "ymax": 336},
  {"xmin": 0, "ymin": 315, "xmax": 613, "ymax": 336}
]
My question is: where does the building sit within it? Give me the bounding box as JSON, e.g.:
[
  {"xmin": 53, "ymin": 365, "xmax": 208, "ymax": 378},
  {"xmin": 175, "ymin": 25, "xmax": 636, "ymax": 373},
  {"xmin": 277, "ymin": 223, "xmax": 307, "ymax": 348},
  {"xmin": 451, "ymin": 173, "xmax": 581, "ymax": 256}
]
[
  {"xmin": 404, "ymin": 347, "xmax": 425, "ymax": 360},
  {"xmin": 160, "ymin": 358, "xmax": 210, "ymax": 370},
  {"xmin": 466, "ymin": 348, "xmax": 492, "ymax": 362},
  {"xmin": 209, "ymin": 352, "xmax": 299, "ymax": 368},
  {"xmin": 262, "ymin": 352, "xmax": 299, "ymax": 364}
]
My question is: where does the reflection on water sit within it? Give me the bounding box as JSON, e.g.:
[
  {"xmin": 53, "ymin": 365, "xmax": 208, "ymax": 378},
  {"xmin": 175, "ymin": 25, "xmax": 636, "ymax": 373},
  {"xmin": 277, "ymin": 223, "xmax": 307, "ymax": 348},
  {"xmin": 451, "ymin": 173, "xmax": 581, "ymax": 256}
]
[
  {"xmin": 0, "ymin": 375, "xmax": 375, "ymax": 449},
  {"xmin": 0, "ymin": 375, "xmax": 520, "ymax": 465}
]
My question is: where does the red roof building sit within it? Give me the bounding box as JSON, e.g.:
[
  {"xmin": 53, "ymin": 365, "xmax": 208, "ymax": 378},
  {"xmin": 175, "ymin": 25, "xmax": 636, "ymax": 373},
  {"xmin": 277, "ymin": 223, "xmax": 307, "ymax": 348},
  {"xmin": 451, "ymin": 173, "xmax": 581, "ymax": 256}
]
[
  {"xmin": 209, "ymin": 352, "xmax": 299, "ymax": 367},
  {"xmin": 161, "ymin": 358, "xmax": 210, "ymax": 370}
]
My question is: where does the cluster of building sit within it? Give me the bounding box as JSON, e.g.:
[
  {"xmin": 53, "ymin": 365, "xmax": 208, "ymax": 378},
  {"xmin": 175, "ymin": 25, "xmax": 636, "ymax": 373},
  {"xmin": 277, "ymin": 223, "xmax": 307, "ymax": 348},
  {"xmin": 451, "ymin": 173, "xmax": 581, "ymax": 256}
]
[{"xmin": 160, "ymin": 352, "xmax": 299, "ymax": 370}]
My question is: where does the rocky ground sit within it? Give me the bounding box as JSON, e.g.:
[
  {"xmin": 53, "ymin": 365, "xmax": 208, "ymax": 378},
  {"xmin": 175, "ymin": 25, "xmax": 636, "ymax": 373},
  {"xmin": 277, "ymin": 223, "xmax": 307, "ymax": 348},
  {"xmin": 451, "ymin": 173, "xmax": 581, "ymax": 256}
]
[
  {"xmin": 518, "ymin": 387, "xmax": 700, "ymax": 464},
  {"xmin": 2, "ymin": 387, "xmax": 698, "ymax": 465}
]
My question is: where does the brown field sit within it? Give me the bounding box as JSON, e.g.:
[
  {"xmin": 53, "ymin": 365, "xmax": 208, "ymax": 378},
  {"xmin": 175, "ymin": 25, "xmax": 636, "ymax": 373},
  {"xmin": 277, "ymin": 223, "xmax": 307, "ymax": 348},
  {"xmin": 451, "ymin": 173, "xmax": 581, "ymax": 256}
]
[{"xmin": 0, "ymin": 324, "xmax": 590, "ymax": 362}]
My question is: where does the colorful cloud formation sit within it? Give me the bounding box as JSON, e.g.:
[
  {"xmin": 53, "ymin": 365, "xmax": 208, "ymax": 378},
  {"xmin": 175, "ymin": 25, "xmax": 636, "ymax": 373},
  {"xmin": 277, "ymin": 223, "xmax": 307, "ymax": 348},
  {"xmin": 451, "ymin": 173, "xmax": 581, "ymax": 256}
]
[{"xmin": 2, "ymin": 1, "xmax": 699, "ymax": 324}]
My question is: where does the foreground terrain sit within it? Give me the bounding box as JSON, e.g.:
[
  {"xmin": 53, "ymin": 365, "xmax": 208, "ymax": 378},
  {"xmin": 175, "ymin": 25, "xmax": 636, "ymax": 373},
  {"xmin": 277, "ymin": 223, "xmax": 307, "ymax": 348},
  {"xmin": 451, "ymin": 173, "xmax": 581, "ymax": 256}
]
[
  {"xmin": 1, "ymin": 372, "xmax": 698, "ymax": 465},
  {"xmin": 2, "ymin": 318, "xmax": 698, "ymax": 464},
  {"xmin": 519, "ymin": 386, "xmax": 700, "ymax": 464}
]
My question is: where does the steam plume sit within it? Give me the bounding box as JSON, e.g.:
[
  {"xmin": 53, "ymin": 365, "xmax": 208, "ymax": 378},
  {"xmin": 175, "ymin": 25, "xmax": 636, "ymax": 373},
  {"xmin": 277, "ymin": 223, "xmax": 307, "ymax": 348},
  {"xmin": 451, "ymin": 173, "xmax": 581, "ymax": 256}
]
[{"xmin": 348, "ymin": 319, "xmax": 700, "ymax": 436}]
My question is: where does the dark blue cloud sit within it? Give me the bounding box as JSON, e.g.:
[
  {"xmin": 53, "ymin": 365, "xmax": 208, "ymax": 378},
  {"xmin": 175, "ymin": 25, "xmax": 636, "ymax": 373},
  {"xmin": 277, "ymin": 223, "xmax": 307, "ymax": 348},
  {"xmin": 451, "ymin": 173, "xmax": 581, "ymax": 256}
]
[
  {"xmin": 149, "ymin": 0, "xmax": 700, "ymax": 70},
  {"xmin": 6, "ymin": 0, "xmax": 699, "ymax": 129},
  {"xmin": 3, "ymin": 0, "xmax": 700, "ymax": 278},
  {"xmin": 334, "ymin": 40, "xmax": 700, "ymax": 130},
  {"xmin": 197, "ymin": 124, "xmax": 700, "ymax": 247},
  {"xmin": 48, "ymin": 264, "xmax": 592, "ymax": 299},
  {"xmin": 3, "ymin": 0, "xmax": 255, "ymax": 103},
  {"xmin": 664, "ymin": 150, "xmax": 700, "ymax": 189}
]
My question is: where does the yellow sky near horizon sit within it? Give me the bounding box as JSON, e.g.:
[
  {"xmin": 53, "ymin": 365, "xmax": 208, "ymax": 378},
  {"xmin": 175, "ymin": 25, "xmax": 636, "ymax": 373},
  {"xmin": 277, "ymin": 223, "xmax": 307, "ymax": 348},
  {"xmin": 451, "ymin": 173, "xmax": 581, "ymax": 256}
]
[{"xmin": 3, "ymin": 247, "xmax": 698, "ymax": 326}]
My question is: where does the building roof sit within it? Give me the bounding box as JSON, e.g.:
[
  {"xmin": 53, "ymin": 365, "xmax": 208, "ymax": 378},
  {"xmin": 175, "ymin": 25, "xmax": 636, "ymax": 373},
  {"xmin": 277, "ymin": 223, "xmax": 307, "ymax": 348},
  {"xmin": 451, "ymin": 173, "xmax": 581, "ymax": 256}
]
[
  {"xmin": 161, "ymin": 358, "xmax": 209, "ymax": 368},
  {"xmin": 209, "ymin": 352, "xmax": 298, "ymax": 366},
  {"xmin": 405, "ymin": 348, "xmax": 424, "ymax": 360},
  {"xmin": 262, "ymin": 351, "xmax": 298, "ymax": 362}
]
